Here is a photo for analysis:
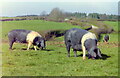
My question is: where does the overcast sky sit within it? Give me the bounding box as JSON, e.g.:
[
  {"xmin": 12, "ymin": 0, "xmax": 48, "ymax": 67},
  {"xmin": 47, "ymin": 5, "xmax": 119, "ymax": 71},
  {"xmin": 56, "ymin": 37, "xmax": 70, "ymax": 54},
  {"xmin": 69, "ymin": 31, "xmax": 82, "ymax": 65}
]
[{"xmin": 0, "ymin": 0, "xmax": 119, "ymax": 17}]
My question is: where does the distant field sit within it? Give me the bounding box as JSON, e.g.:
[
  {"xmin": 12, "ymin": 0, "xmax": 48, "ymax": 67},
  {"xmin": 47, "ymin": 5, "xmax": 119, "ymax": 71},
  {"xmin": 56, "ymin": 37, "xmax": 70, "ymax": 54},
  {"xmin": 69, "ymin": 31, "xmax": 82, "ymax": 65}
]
[
  {"xmin": 1, "ymin": 20, "xmax": 80, "ymax": 39},
  {"xmin": 1, "ymin": 20, "xmax": 119, "ymax": 76},
  {"xmin": 104, "ymin": 21, "xmax": 119, "ymax": 32}
]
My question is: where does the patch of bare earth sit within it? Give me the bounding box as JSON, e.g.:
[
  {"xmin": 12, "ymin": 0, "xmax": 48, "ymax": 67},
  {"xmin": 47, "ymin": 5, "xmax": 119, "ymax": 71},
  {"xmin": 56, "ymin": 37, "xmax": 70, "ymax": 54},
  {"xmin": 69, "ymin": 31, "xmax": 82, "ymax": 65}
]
[
  {"xmin": 98, "ymin": 42, "xmax": 119, "ymax": 48},
  {"xmin": 47, "ymin": 41, "xmax": 65, "ymax": 47}
]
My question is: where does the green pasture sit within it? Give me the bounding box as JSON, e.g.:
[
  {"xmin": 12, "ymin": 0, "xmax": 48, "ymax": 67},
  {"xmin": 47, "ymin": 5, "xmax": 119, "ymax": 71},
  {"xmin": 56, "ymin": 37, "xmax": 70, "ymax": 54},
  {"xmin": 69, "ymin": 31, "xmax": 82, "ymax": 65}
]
[
  {"xmin": 104, "ymin": 21, "xmax": 119, "ymax": 32},
  {"xmin": 2, "ymin": 20, "xmax": 80, "ymax": 39},
  {"xmin": 1, "ymin": 20, "xmax": 119, "ymax": 76}
]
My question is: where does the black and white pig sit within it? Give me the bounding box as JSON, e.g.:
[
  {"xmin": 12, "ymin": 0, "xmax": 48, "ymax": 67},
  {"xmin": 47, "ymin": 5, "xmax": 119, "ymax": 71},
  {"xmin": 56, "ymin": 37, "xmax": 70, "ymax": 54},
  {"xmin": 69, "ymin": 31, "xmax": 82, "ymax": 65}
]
[
  {"xmin": 8, "ymin": 29, "xmax": 46, "ymax": 50},
  {"xmin": 64, "ymin": 28, "xmax": 102, "ymax": 60},
  {"xmin": 103, "ymin": 34, "xmax": 109, "ymax": 43}
]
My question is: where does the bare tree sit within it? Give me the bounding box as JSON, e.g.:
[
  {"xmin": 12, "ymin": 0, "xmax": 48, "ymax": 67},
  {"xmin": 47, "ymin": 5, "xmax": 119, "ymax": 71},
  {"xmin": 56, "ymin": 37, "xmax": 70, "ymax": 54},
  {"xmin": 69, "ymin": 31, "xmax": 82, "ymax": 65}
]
[
  {"xmin": 40, "ymin": 11, "xmax": 47, "ymax": 16},
  {"xmin": 48, "ymin": 7, "xmax": 65, "ymax": 22}
]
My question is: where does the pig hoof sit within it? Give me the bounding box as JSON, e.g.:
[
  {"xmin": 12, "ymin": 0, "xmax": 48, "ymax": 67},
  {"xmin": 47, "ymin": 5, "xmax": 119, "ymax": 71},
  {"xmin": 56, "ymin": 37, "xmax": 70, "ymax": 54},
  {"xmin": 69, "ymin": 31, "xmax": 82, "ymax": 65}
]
[
  {"xmin": 75, "ymin": 56, "xmax": 77, "ymax": 57},
  {"xmin": 67, "ymin": 55, "xmax": 70, "ymax": 57},
  {"xmin": 83, "ymin": 56, "xmax": 86, "ymax": 60}
]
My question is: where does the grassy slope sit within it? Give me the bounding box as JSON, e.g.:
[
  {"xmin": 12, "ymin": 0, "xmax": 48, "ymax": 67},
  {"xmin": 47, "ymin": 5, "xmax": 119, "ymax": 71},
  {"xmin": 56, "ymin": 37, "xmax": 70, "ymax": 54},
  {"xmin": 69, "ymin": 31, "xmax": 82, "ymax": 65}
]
[
  {"xmin": 104, "ymin": 21, "xmax": 119, "ymax": 32},
  {"xmin": 1, "ymin": 20, "xmax": 80, "ymax": 39},
  {"xmin": 1, "ymin": 20, "xmax": 118, "ymax": 76}
]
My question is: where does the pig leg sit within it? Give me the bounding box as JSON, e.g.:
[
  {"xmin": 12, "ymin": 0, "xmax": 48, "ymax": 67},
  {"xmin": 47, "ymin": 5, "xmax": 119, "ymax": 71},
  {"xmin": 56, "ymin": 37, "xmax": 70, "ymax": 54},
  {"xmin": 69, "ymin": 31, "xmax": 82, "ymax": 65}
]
[
  {"xmin": 9, "ymin": 41, "xmax": 14, "ymax": 50},
  {"xmin": 66, "ymin": 45, "xmax": 71, "ymax": 57},
  {"xmin": 73, "ymin": 50, "xmax": 77, "ymax": 57},
  {"xmin": 8, "ymin": 37, "xmax": 15, "ymax": 50},
  {"xmin": 82, "ymin": 45, "xmax": 86, "ymax": 60},
  {"xmin": 27, "ymin": 41, "xmax": 32, "ymax": 50},
  {"xmin": 41, "ymin": 47, "xmax": 43, "ymax": 50},
  {"xmin": 34, "ymin": 46, "xmax": 37, "ymax": 51}
]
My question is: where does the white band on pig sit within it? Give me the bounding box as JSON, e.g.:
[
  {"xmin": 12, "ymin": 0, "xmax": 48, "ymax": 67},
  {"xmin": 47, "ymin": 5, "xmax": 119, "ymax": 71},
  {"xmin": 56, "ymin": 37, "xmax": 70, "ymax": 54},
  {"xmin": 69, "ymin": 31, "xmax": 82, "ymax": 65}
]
[
  {"xmin": 81, "ymin": 32, "xmax": 97, "ymax": 59},
  {"xmin": 26, "ymin": 31, "xmax": 42, "ymax": 43},
  {"xmin": 81, "ymin": 32, "xmax": 97, "ymax": 46}
]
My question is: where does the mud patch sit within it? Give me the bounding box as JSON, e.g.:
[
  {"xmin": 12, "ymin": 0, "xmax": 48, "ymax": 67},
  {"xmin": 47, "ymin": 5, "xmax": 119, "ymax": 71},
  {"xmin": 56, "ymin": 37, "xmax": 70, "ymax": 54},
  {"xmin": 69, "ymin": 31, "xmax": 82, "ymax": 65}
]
[
  {"xmin": 44, "ymin": 30, "xmax": 66, "ymax": 40},
  {"xmin": 47, "ymin": 41, "xmax": 65, "ymax": 47},
  {"xmin": 1, "ymin": 39, "xmax": 8, "ymax": 44},
  {"xmin": 98, "ymin": 42, "xmax": 119, "ymax": 48}
]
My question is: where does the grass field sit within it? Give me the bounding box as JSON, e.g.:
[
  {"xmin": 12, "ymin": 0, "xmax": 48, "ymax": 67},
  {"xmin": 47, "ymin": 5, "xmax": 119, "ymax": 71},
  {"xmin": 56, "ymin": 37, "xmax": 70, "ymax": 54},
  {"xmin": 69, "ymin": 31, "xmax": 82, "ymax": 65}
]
[
  {"xmin": 1, "ymin": 20, "xmax": 80, "ymax": 39},
  {"xmin": 104, "ymin": 21, "xmax": 119, "ymax": 32},
  {"xmin": 1, "ymin": 20, "xmax": 119, "ymax": 76}
]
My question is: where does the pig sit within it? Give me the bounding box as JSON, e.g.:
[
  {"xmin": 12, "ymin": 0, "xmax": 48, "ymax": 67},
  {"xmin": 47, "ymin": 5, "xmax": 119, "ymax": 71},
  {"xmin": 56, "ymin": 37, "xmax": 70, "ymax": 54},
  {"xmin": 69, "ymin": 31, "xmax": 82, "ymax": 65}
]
[
  {"xmin": 64, "ymin": 28, "xmax": 102, "ymax": 60},
  {"xmin": 8, "ymin": 29, "xmax": 46, "ymax": 50}
]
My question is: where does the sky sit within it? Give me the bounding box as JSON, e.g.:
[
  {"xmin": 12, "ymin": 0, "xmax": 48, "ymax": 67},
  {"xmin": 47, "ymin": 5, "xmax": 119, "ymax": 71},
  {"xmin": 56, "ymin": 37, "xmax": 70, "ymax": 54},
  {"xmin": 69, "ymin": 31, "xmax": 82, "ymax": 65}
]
[{"xmin": 0, "ymin": 0, "xmax": 119, "ymax": 17}]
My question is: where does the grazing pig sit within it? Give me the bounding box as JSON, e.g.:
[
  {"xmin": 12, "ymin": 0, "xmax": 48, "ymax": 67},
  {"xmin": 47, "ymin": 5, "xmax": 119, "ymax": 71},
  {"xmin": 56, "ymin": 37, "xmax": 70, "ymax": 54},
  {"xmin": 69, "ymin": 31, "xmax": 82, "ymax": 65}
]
[
  {"xmin": 64, "ymin": 28, "xmax": 102, "ymax": 60},
  {"xmin": 8, "ymin": 29, "xmax": 46, "ymax": 50},
  {"xmin": 103, "ymin": 34, "xmax": 109, "ymax": 43}
]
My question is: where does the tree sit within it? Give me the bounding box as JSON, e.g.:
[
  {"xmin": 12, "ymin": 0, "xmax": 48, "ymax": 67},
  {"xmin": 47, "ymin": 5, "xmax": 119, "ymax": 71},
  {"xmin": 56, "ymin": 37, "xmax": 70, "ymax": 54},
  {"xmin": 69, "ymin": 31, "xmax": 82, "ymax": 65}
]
[
  {"xmin": 48, "ymin": 8, "xmax": 65, "ymax": 21},
  {"xmin": 40, "ymin": 11, "xmax": 47, "ymax": 16}
]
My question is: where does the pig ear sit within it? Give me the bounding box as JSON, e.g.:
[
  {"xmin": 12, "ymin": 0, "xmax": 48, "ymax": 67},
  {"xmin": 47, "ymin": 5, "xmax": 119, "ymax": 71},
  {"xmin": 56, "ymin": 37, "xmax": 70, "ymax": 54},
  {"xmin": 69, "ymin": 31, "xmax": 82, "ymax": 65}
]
[
  {"xmin": 93, "ymin": 52, "xmax": 96, "ymax": 57},
  {"xmin": 90, "ymin": 50, "xmax": 96, "ymax": 57},
  {"xmin": 97, "ymin": 48, "xmax": 102, "ymax": 58},
  {"xmin": 36, "ymin": 42, "xmax": 39, "ymax": 45}
]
